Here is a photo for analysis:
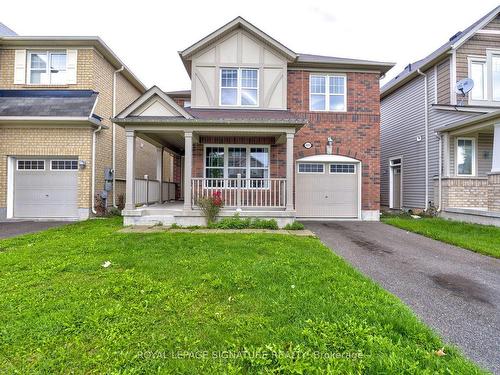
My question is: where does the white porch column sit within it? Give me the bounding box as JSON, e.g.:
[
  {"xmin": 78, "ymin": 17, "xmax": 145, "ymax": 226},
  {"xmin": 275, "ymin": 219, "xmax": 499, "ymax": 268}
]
[
  {"xmin": 286, "ymin": 132, "xmax": 294, "ymax": 211},
  {"xmin": 442, "ymin": 132, "xmax": 450, "ymax": 177},
  {"xmin": 156, "ymin": 147, "xmax": 163, "ymax": 203},
  {"xmin": 183, "ymin": 132, "xmax": 193, "ymax": 210},
  {"xmin": 125, "ymin": 130, "xmax": 136, "ymax": 210},
  {"xmin": 492, "ymin": 124, "xmax": 500, "ymax": 173}
]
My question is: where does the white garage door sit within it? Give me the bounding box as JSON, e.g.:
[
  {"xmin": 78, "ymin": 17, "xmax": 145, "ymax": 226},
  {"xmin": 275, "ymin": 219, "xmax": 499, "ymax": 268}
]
[
  {"xmin": 13, "ymin": 159, "xmax": 79, "ymax": 218},
  {"xmin": 295, "ymin": 160, "xmax": 359, "ymax": 218}
]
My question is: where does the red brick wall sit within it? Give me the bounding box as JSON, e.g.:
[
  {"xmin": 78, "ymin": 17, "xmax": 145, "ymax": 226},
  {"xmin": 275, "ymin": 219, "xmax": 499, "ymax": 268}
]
[
  {"xmin": 174, "ymin": 70, "xmax": 381, "ymax": 211},
  {"xmin": 287, "ymin": 70, "xmax": 381, "ymax": 211}
]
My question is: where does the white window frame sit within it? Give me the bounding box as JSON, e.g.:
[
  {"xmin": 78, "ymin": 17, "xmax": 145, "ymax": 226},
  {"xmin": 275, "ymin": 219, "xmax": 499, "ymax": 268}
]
[
  {"xmin": 455, "ymin": 137, "xmax": 476, "ymax": 176},
  {"xmin": 50, "ymin": 159, "xmax": 79, "ymax": 171},
  {"xmin": 329, "ymin": 163, "xmax": 356, "ymax": 174},
  {"xmin": 219, "ymin": 68, "xmax": 259, "ymax": 107},
  {"xmin": 16, "ymin": 159, "xmax": 46, "ymax": 171},
  {"xmin": 204, "ymin": 145, "xmax": 270, "ymax": 188},
  {"xmin": 297, "ymin": 163, "xmax": 325, "ymax": 174},
  {"xmin": 468, "ymin": 57, "xmax": 487, "ymax": 103},
  {"xmin": 467, "ymin": 50, "xmax": 500, "ymax": 106},
  {"xmin": 27, "ymin": 50, "xmax": 67, "ymax": 85},
  {"xmin": 309, "ymin": 74, "xmax": 347, "ymax": 112},
  {"xmin": 389, "ymin": 156, "xmax": 403, "ymax": 209}
]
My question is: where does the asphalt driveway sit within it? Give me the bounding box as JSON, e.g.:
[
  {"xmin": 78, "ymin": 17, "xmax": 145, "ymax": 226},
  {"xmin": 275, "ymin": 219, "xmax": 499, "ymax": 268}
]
[
  {"xmin": 0, "ymin": 221, "xmax": 67, "ymax": 239},
  {"xmin": 305, "ymin": 221, "xmax": 500, "ymax": 374}
]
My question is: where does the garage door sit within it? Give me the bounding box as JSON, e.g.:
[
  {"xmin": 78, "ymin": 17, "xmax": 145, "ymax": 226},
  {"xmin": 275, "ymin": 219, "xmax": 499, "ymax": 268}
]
[
  {"xmin": 14, "ymin": 159, "xmax": 79, "ymax": 218},
  {"xmin": 296, "ymin": 161, "xmax": 359, "ymax": 218}
]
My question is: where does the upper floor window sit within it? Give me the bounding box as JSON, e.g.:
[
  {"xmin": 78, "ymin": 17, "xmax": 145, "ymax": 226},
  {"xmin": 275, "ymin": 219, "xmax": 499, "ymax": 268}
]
[
  {"xmin": 220, "ymin": 68, "xmax": 258, "ymax": 106},
  {"xmin": 468, "ymin": 51, "xmax": 500, "ymax": 105},
  {"xmin": 310, "ymin": 74, "xmax": 346, "ymax": 112},
  {"xmin": 28, "ymin": 51, "xmax": 67, "ymax": 85},
  {"xmin": 470, "ymin": 60, "xmax": 487, "ymax": 100}
]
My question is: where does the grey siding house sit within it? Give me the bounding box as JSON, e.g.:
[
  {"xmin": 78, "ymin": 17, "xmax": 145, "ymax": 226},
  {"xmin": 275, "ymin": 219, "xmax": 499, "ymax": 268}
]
[{"xmin": 381, "ymin": 6, "xmax": 500, "ymax": 226}]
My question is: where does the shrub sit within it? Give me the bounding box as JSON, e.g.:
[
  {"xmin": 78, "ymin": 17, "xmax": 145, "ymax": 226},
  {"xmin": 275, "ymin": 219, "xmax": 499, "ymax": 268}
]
[
  {"xmin": 117, "ymin": 194, "xmax": 125, "ymax": 211},
  {"xmin": 209, "ymin": 214, "xmax": 278, "ymax": 230},
  {"xmin": 197, "ymin": 191, "xmax": 223, "ymax": 224},
  {"xmin": 284, "ymin": 221, "xmax": 305, "ymax": 230}
]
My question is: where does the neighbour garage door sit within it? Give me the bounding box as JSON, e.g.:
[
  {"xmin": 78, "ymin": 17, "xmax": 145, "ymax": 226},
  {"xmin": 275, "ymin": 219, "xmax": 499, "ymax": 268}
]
[
  {"xmin": 13, "ymin": 158, "xmax": 79, "ymax": 218},
  {"xmin": 295, "ymin": 161, "xmax": 359, "ymax": 218}
]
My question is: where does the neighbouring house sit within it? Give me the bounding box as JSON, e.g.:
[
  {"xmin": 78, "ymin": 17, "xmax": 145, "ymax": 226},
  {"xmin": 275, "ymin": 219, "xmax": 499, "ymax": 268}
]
[
  {"xmin": 380, "ymin": 6, "xmax": 500, "ymax": 226},
  {"xmin": 114, "ymin": 17, "xmax": 394, "ymax": 227},
  {"xmin": 0, "ymin": 23, "xmax": 174, "ymax": 221}
]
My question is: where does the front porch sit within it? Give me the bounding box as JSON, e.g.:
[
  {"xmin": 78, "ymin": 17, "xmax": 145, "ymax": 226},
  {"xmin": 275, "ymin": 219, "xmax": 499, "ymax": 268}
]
[
  {"xmin": 436, "ymin": 112, "xmax": 500, "ymax": 226},
  {"xmin": 115, "ymin": 110, "xmax": 302, "ymax": 227}
]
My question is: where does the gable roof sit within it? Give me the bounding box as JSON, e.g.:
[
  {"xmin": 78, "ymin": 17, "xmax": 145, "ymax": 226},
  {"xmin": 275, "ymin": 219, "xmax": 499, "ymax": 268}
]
[
  {"xmin": 381, "ymin": 5, "xmax": 500, "ymax": 98},
  {"xmin": 116, "ymin": 86, "xmax": 193, "ymax": 119},
  {"xmin": 180, "ymin": 16, "xmax": 297, "ymax": 61},
  {"xmin": 179, "ymin": 17, "xmax": 394, "ymax": 76},
  {"xmin": 0, "ymin": 22, "xmax": 16, "ymax": 37}
]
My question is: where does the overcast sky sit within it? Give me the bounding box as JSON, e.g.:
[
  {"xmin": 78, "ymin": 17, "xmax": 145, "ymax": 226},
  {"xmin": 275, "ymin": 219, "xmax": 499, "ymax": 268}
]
[{"xmin": 2, "ymin": 0, "xmax": 498, "ymax": 91}]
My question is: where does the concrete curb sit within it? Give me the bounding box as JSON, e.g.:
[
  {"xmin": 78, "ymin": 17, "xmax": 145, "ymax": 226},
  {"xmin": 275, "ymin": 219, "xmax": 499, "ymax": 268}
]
[{"xmin": 118, "ymin": 227, "xmax": 316, "ymax": 237}]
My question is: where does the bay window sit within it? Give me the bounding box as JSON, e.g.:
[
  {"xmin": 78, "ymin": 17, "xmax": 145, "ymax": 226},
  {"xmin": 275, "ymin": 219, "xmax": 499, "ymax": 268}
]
[
  {"xmin": 220, "ymin": 68, "xmax": 258, "ymax": 106},
  {"xmin": 205, "ymin": 145, "xmax": 269, "ymax": 187},
  {"xmin": 456, "ymin": 138, "xmax": 475, "ymax": 176},
  {"xmin": 28, "ymin": 51, "xmax": 67, "ymax": 85},
  {"xmin": 310, "ymin": 74, "xmax": 346, "ymax": 111}
]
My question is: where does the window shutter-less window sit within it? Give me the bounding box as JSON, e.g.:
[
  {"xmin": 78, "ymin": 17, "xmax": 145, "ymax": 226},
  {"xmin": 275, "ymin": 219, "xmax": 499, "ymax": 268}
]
[
  {"xmin": 66, "ymin": 49, "xmax": 78, "ymax": 84},
  {"xmin": 13, "ymin": 49, "xmax": 26, "ymax": 84}
]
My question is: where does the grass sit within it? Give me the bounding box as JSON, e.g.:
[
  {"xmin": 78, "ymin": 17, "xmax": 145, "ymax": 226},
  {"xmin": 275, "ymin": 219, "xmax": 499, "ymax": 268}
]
[
  {"xmin": 382, "ymin": 214, "xmax": 500, "ymax": 259},
  {"xmin": 0, "ymin": 218, "xmax": 484, "ymax": 373}
]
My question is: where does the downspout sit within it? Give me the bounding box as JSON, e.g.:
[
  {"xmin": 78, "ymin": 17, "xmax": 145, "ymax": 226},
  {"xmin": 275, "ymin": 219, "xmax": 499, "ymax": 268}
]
[
  {"xmin": 91, "ymin": 124, "xmax": 103, "ymax": 215},
  {"xmin": 112, "ymin": 66, "xmax": 125, "ymax": 208},
  {"xmin": 437, "ymin": 132, "xmax": 442, "ymax": 212},
  {"xmin": 417, "ymin": 69, "xmax": 429, "ymax": 210}
]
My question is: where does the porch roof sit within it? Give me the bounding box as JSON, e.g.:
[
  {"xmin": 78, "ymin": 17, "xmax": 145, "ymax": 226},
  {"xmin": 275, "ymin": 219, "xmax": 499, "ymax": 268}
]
[{"xmin": 436, "ymin": 109, "xmax": 500, "ymax": 133}]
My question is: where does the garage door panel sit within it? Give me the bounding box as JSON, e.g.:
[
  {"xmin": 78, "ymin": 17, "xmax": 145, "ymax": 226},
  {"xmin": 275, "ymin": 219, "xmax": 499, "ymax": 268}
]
[
  {"xmin": 14, "ymin": 159, "xmax": 79, "ymax": 218},
  {"xmin": 296, "ymin": 162, "xmax": 359, "ymax": 218}
]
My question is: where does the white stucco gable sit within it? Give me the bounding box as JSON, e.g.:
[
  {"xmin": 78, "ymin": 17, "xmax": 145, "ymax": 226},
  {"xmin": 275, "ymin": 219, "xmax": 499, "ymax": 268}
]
[{"xmin": 116, "ymin": 86, "xmax": 192, "ymax": 119}]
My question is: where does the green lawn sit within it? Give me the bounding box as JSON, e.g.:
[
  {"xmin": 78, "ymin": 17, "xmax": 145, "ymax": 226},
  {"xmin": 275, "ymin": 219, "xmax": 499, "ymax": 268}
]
[
  {"xmin": 382, "ymin": 214, "xmax": 500, "ymax": 259},
  {"xmin": 0, "ymin": 218, "xmax": 484, "ymax": 373}
]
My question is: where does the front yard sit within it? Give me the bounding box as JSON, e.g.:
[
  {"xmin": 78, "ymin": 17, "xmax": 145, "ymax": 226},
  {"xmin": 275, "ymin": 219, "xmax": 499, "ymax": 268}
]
[
  {"xmin": 0, "ymin": 218, "xmax": 483, "ymax": 373},
  {"xmin": 382, "ymin": 214, "xmax": 500, "ymax": 259}
]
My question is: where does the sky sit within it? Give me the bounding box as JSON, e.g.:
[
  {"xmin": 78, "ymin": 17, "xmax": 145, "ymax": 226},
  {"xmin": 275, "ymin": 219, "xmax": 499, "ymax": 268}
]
[{"xmin": 1, "ymin": 0, "xmax": 498, "ymax": 91}]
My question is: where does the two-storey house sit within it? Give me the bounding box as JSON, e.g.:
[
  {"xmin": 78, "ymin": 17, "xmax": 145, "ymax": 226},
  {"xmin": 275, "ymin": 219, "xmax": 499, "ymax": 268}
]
[
  {"xmin": 0, "ymin": 23, "xmax": 173, "ymax": 221},
  {"xmin": 381, "ymin": 6, "xmax": 500, "ymax": 226},
  {"xmin": 114, "ymin": 17, "xmax": 394, "ymax": 227}
]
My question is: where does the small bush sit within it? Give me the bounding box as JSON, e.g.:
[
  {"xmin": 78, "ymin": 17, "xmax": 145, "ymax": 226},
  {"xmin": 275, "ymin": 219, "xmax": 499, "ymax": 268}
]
[
  {"xmin": 250, "ymin": 218, "xmax": 279, "ymax": 230},
  {"xmin": 107, "ymin": 207, "xmax": 122, "ymax": 217},
  {"xmin": 209, "ymin": 214, "xmax": 278, "ymax": 230},
  {"xmin": 197, "ymin": 191, "xmax": 223, "ymax": 224},
  {"xmin": 117, "ymin": 194, "xmax": 125, "ymax": 211},
  {"xmin": 170, "ymin": 223, "xmax": 182, "ymax": 229},
  {"xmin": 284, "ymin": 221, "xmax": 305, "ymax": 230}
]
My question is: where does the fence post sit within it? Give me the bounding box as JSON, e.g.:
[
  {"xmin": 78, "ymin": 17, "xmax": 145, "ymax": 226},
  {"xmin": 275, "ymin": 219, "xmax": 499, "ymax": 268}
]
[{"xmin": 236, "ymin": 173, "xmax": 242, "ymax": 211}]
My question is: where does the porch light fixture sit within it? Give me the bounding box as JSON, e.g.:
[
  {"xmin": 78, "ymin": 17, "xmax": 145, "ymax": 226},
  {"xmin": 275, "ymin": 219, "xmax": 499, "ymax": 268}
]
[
  {"xmin": 326, "ymin": 136, "xmax": 334, "ymax": 155},
  {"xmin": 78, "ymin": 160, "xmax": 86, "ymax": 169}
]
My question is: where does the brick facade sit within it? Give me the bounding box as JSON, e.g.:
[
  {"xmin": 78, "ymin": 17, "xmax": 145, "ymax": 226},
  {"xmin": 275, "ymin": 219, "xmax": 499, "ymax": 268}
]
[
  {"xmin": 185, "ymin": 70, "xmax": 381, "ymax": 212},
  {"xmin": 0, "ymin": 46, "xmax": 150, "ymax": 217},
  {"xmin": 287, "ymin": 71, "xmax": 381, "ymax": 211}
]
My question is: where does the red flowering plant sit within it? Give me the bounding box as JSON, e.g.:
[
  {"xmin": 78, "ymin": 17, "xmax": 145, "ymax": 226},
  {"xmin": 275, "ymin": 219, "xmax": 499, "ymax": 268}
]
[{"xmin": 197, "ymin": 191, "xmax": 224, "ymax": 225}]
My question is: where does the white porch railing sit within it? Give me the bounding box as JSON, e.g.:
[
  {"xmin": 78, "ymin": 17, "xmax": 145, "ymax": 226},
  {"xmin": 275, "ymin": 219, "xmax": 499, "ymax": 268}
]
[
  {"xmin": 191, "ymin": 176, "xmax": 286, "ymax": 209},
  {"xmin": 162, "ymin": 181, "xmax": 177, "ymax": 201},
  {"xmin": 134, "ymin": 179, "xmax": 177, "ymax": 205}
]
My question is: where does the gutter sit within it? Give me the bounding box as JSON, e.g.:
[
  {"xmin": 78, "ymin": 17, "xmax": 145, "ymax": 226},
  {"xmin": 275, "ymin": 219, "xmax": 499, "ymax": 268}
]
[
  {"xmin": 417, "ymin": 69, "xmax": 429, "ymax": 211},
  {"xmin": 437, "ymin": 133, "xmax": 442, "ymax": 212},
  {"xmin": 112, "ymin": 66, "xmax": 125, "ymax": 208}
]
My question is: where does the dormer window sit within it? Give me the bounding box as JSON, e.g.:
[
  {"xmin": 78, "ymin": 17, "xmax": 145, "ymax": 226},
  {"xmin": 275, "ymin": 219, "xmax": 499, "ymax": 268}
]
[
  {"xmin": 220, "ymin": 68, "xmax": 258, "ymax": 107},
  {"xmin": 28, "ymin": 51, "xmax": 67, "ymax": 85}
]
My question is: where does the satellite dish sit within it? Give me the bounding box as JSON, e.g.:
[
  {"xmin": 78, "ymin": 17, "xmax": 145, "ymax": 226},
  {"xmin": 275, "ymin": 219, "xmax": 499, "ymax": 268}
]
[{"xmin": 455, "ymin": 78, "xmax": 474, "ymax": 95}]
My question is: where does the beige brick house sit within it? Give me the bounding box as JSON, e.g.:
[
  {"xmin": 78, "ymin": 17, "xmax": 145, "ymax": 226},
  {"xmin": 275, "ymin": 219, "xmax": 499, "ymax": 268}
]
[{"xmin": 0, "ymin": 24, "xmax": 173, "ymax": 220}]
